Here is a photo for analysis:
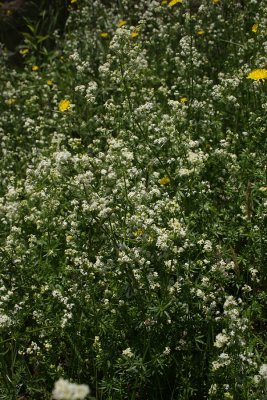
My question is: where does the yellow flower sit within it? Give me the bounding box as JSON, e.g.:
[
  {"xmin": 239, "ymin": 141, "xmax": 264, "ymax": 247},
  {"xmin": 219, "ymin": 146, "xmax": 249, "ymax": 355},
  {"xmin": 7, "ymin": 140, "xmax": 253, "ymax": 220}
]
[
  {"xmin": 59, "ymin": 99, "xmax": 71, "ymax": 112},
  {"xmin": 161, "ymin": 0, "xmax": 168, "ymax": 4},
  {"xmin": 131, "ymin": 31, "xmax": 139, "ymax": 38},
  {"xmin": 70, "ymin": 0, "xmax": 77, "ymax": 3},
  {"xmin": 159, "ymin": 177, "xmax": 171, "ymax": 185},
  {"xmin": 180, "ymin": 97, "xmax": 188, "ymax": 103},
  {"xmin": 117, "ymin": 20, "xmax": 126, "ymax": 28},
  {"xmin": 259, "ymin": 186, "xmax": 267, "ymax": 192},
  {"xmin": 247, "ymin": 69, "xmax": 267, "ymax": 80},
  {"xmin": 252, "ymin": 23, "xmax": 259, "ymax": 33},
  {"xmin": 197, "ymin": 30, "xmax": 205, "ymax": 35},
  {"xmin": 5, "ymin": 98, "xmax": 16, "ymax": 105},
  {"xmin": 31, "ymin": 65, "xmax": 39, "ymax": 71},
  {"xmin": 168, "ymin": 0, "xmax": 183, "ymax": 6},
  {"xmin": 134, "ymin": 228, "xmax": 144, "ymax": 237},
  {"xmin": 212, "ymin": 0, "xmax": 220, "ymax": 4},
  {"xmin": 20, "ymin": 48, "xmax": 29, "ymax": 55},
  {"xmin": 100, "ymin": 32, "xmax": 109, "ymax": 38},
  {"xmin": 47, "ymin": 80, "xmax": 53, "ymax": 86}
]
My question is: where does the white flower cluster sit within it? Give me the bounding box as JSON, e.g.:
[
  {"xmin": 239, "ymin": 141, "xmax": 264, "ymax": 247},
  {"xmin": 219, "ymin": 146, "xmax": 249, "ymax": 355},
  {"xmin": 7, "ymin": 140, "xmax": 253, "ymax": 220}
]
[
  {"xmin": 0, "ymin": 312, "xmax": 11, "ymax": 328},
  {"xmin": 214, "ymin": 332, "xmax": 230, "ymax": 349},
  {"xmin": 259, "ymin": 364, "xmax": 267, "ymax": 379},
  {"xmin": 122, "ymin": 347, "xmax": 134, "ymax": 358},
  {"xmin": 52, "ymin": 378, "xmax": 90, "ymax": 400}
]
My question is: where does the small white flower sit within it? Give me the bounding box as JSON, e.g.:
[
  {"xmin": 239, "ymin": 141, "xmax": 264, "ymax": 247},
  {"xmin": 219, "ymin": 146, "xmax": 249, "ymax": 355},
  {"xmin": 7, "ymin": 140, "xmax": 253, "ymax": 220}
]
[
  {"xmin": 0, "ymin": 312, "xmax": 11, "ymax": 327},
  {"xmin": 208, "ymin": 383, "xmax": 217, "ymax": 395},
  {"xmin": 203, "ymin": 240, "xmax": 212, "ymax": 252},
  {"xmin": 52, "ymin": 378, "xmax": 90, "ymax": 400},
  {"xmin": 122, "ymin": 347, "xmax": 134, "ymax": 358},
  {"xmin": 259, "ymin": 364, "xmax": 267, "ymax": 379},
  {"xmin": 214, "ymin": 333, "xmax": 230, "ymax": 348},
  {"xmin": 163, "ymin": 346, "xmax": 171, "ymax": 356},
  {"xmin": 242, "ymin": 284, "xmax": 252, "ymax": 293},
  {"xmin": 253, "ymin": 374, "xmax": 261, "ymax": 384}
]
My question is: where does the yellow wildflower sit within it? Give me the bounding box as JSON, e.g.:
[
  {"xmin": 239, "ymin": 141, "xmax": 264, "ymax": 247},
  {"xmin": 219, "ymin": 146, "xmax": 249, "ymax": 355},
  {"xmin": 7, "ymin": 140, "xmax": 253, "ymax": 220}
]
[
  {"xmin": 20, "ymin": 48, "xmax": 29, "ymax": 55},
  {"xmin": 131, "ymin": 31, "xmax": 139, "ymax": 38},
  {"xmin": 31, "ymin": 65, "xmax": 39, "ymax": 71},
  {"xmin": 247, "ymin": 69, "xmax": 267, "ymax": 80},
  {"xmin": 251, "ymin": 23, "xmax": 259, "ymax": 33},
  {"xmin": 180, "ymin": 97, "xmax": 188, "ymax": 103},
  {"xmin": 168, "ymin": 0, "xmax": 183, "ymax": 6},
  {"xmin": 70, "ymin": 0, "xmax": 77, "ymax": 3},
  {"xmin": 161, "ymin": 0, "xmax": 168, "ymax": 4},
  {"xmin": 134, "ymin": 228, "xmax": 144, "ymax": 237},
  {"xmin": 5, "ymin": 98, "xmax": 16, "ymax": 106},
  {"xmin": 66, "ymin": 235, "xmax": 74, "ymax": 241},
  {"xmin": 197, "ymin": 30, "xmax": 205, "ymax": 35},
  {"xmin": 59, "ymin": 99, "xmax": 71, "ymax": 112},
  {"xmin": 47, "ymin": 80, "xmax": 53, "ymax": 86},
  {"xmin": 100, "ymin": 32, "xmax": 109, "ymax": 38},
  {"xmin": 259, "ymin": 186, "xmax": 267, "ymax": 192},
  {"xmin": 212, "ymin": 0, "xmax": 220, "ymax": 4},
  {"xmin": 159, "ymin": 177, "xmax": 171, "ymax": 185},
  {"xmin": 117, "ymin": 20, "xmax": 126, "ymax": 28}
]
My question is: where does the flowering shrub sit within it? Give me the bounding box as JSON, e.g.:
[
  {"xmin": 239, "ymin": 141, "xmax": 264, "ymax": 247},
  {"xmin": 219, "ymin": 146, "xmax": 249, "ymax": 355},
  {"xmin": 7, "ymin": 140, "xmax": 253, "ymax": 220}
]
[{"xmin": 0, "ymin": 1, "xmax": 266, "ymax": 399}]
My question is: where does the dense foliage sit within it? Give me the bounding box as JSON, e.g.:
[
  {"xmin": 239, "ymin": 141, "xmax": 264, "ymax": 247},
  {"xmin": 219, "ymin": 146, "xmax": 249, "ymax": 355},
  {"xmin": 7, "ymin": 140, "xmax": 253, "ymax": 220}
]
[{"xmin": 0, "ymin": 0, "xmax": 266, "ymax": 399}]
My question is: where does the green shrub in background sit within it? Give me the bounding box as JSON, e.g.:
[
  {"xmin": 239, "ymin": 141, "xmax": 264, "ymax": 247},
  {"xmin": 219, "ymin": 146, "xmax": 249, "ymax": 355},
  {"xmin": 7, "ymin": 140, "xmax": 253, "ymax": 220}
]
[
  {"xmin": 0, "ymin": 0, "xmax": 68, "ymax": 65},
  {"xmin": 0, "ymin": 0, "xmax": 267, "ymax": 399}
]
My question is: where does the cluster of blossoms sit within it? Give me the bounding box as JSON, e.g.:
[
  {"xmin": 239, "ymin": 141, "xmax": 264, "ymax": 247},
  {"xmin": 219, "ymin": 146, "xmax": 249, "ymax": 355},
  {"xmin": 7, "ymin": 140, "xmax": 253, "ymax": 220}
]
[{"xmin": 52, "ymin": 378, "xmax": 90, "ymax": 400}]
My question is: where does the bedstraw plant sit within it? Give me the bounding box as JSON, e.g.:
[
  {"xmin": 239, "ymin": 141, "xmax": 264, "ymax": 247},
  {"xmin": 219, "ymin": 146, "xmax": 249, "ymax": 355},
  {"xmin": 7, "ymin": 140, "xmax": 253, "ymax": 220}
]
[{"xmin": 0, "ymin": 0, "xmax": 266, "ymax": 399}]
